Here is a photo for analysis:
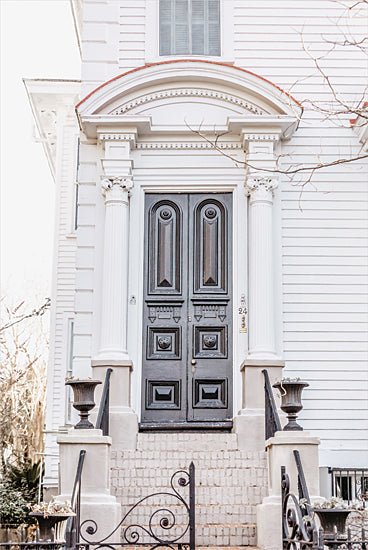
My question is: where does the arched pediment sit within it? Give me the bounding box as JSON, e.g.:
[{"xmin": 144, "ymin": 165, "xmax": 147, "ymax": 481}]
[{"xmin": 77, "ymin": 60, "xmax": 302, "ymax": 138}]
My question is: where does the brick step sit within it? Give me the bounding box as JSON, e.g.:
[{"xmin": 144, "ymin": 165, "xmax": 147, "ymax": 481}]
[
  {"xmin": 114, "ymin": 479, "xmax": 266, "ymax": 490},
  {"xmin": 112, "ymin": 452, "xmax": 266, "ymax": 463},
  {"xmin": 114, "ymin": 504, "xmax": 256, "ymax": 525},
  {"xmin": 116, "ymin": 495, "xmax": 265, "ymax": 510},
  {"xmin": 119, "ymin": 548, "xmax": 259, "ymax": 550},
  {"xmin": 113, "ymin": 466, "xmax": 266, "ymax": 477},
  {"xmin": 116, "ymin": 523, "xmax": 257, "ymax": 546},
  {"xmin": 136, "ymin": 433, "xmax": 239, "ymax": 451},
  {"xmin": 115, "ymin": 484, "xmax": 266, "ymax": 500},
  {"xmin": 114, "ymin": 449, "xmax": 266, "ymax": 458}
]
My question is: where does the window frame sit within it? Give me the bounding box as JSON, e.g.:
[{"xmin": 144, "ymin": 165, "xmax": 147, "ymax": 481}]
[{"xmin": 145, "ymin": 0, "xmax": 234, "ymax": 64}]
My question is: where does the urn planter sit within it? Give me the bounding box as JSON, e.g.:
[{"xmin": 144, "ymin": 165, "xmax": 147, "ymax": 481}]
[
  {"xmin": 314, "ymin": 508, "xmax": 352, "ymax": 540},
  {"xmin": 30, "ymin": 513, "xmax": 75, "ymax": 542},
  {"xmin": 65, "ymin": 379, "xmax": 102, "ymax": 429},
  {"xmin": 273, "ymin": 380, "xmax": 309, "ymax": 431}
]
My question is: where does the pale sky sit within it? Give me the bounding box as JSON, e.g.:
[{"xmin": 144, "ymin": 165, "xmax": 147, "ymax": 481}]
[{"xmin": 1, "ymin": 0, "xmax": 80, "ymax": 306}]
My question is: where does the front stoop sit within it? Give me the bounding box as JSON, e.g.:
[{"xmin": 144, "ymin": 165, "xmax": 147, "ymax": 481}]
[{"xmin": 110, "ymin": 433, "xmax": 267, "ymax": 547}]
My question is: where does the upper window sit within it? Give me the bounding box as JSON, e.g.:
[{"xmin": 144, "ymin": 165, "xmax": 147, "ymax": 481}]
[{"xmin": 159, "ymin": 0, "xmax": 221, "ymax": 56}]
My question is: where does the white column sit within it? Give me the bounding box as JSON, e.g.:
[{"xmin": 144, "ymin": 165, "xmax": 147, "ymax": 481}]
[
  {"xmin": 234, "ymin": 135, "xmax": 284, "ymax": 451},
  {"xmin": 246, "ymin": 176, "xmax": 278, "ymax": 359},
  {"xmin": 97, "ymin": 176, "xmax": 132, "ymax": 363},
  {"xmin": 92, "ymin": 133, "xmax": 138, "ymax": 450}
]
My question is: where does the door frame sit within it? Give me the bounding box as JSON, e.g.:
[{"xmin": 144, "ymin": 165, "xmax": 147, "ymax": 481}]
[{"xmin": 127, "ymin": 175, "xmax": 248, "ymax": 424}]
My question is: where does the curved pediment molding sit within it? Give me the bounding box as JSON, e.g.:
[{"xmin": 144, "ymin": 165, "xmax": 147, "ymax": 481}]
[
  {"xmin": 76, "ymin": 60, "xmax": 302, "ymax": 140},
  {"xmin": 77, "ymin": 60, "xmax": 302, "ymax": 115}
]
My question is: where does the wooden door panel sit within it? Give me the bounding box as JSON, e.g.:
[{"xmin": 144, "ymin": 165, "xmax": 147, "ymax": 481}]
[
  {"xmin": 188, "ymin": 194, "xmax": 232, "ymax": 423},
  {"xmin": 193, "ymin": 199, "xmax": 228, "ymax": 293},
  {"xmin": 141, "ymin": 193, "xmax": 232, "ymax": 427}
]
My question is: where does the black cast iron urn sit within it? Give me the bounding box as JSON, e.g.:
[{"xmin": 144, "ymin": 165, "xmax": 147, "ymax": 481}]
[
  {"xmin": 273, "ymin": 380, "xmax": 309, "ymax": 431},
  {"xmin": 65, "ymin": 378, "xmax": 102, "ymax": 429}
]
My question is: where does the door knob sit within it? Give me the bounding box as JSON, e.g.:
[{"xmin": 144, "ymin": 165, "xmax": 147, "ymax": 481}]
[{"xmin": 191, "ymin": 359, "xmax": 196, "ymax": 373}]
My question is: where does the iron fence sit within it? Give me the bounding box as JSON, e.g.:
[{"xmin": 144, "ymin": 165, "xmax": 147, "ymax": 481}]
[
  {"xmin": 329, "ymin": 468, "xmax": 368, "ymax": 506},
  {"xmin": 282, "ymin": 452, "xmax": 368, "ymax": 550}
]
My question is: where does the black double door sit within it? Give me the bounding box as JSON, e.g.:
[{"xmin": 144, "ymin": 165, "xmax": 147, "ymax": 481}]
[{"xmin": 141, "ymin": 193, "xmax": 233, "ymax": 428}]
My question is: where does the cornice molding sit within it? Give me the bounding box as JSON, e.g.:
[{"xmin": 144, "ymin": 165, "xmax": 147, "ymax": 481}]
[
  {"xmin": 99, "ymin": 133, "xmax": 137, "ymax": 142},
  {"xmin": 242, "ymin": 133, "xmax": 280, "ymax": 142},
  {"xmin": 110, "ymin": 88, "xmax": 267, "ymax": 116},
  {"xmin": 136, "ymin": 141, "xmax": 242, "ymax": 150}
]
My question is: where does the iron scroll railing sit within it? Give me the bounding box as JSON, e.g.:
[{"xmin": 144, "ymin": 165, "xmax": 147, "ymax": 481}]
[
  {"xmin": 65, "ymin": 449, "xmax": 86, "ymax": 550},
  {"xmin": 77, "ymin": 462, "xmax": 196, "ymax": 550},
  {"xmin": 282, "ymin": 452, "xmax": 324, "ymax": 549},
  {"xmin": 95, "ymin": 368, "xmax": 112, "ymax": 436},
  {"xmin": 282, "ymin": 452, "xmax": 368, "ymax": 549},
  {"xmin": 262, "ymin": 369, "xmax": 282, "ymax": 440}
]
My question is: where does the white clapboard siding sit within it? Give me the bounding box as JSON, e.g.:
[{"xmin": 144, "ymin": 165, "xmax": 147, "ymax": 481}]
[
  {"xmin": 74, "ymin": 0, "xmax": 368, "ymax": 468},
  {"xmin": 45, "ymin": 116, "xmax": 79, "ymax": 484}
]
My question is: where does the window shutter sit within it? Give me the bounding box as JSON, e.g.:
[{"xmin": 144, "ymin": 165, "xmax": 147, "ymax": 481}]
[
  {"xmin": 208, "ymin": 0, "xmax": 220, "ymax": 56},
  {"xmin": 174, "ymin": 0, "xmax": 189, "ymax": 55},
  {"xmin": 159, "ymin": 0, "xmax": 220, "ymax": 56},
  {"xmin": 160, "ymin": 0, "xmax": 173, "ymax": 55},
  {"xmin": 192, "ymin": 0, "xmax": 205, "ymax": 55}
]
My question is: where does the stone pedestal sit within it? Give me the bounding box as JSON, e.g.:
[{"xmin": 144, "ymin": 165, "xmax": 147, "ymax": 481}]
[
  {"xmin": 234, "ymin": 358, "xmax": 284, "ymax": 451},
  {"xmin": 57, "ymin": 429, "xmax": 121, "ymax": 544},
  {"xmin": 257, "ymin": 430, "xmax": 321, "ymax": 550}
]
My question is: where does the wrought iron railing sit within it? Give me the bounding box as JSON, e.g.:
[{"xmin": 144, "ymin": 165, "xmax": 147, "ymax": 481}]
[
  {"xmin": 262, "ymin": 369, "xmax": 282, "ymax": 440},
  {"xmin": 65, "ymin": 449, "xmax": 86, "ymax": 550},
  {"xmin": 329, "ymin": 468, "xmax": 368, "ymax": 506},
  {"xmin": 95, "ymin": 369, "xmax": 112, "ymax": 436},
  {"xmin": 282, "ymin": 452, "xmax": 368, "ymax": 549},
  {"xmin": 77, "ymin": 462, "xmax": 196, "ymax": 550}
]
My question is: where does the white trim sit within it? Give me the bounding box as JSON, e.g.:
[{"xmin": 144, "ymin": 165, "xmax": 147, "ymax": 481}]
[{"xmin": 145, "ymin": 0, "xmax": 234, "ymax": 64}]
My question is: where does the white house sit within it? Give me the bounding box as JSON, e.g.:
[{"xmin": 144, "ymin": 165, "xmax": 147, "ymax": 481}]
[{"xmin": 26, "ymin": 0, "xmax": 368, "ymax": 546}]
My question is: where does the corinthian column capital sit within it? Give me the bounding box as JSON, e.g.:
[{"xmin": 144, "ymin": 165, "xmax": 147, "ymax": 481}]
[
  {"xmin": 102, "ymin": 176, "xmax": 134, "ymax": 193},
  {"xmin": 245, "ymin": 175, "xmax": 279, "ymax": 204}
]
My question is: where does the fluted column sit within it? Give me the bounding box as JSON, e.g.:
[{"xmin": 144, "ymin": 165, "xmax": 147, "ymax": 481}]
[
  {"xmin": 98, "ymin": 176, "xmax": 133, "ymax": 363},
  {"xmin": 246, "ymin": 176, "xmax": 278, "ymax": 359},
  {"xmin": 92, "ymin": 132, "xmax": 138, "ymax": 450},
  {"xmin": 234, "ymin": 134, "xmax": 284, "ymax": 451}
]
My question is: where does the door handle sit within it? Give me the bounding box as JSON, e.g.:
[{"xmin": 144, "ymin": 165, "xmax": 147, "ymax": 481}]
[{"xmin": 191, "ymin": 359, "xmax": 196, "ymax": 373}]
